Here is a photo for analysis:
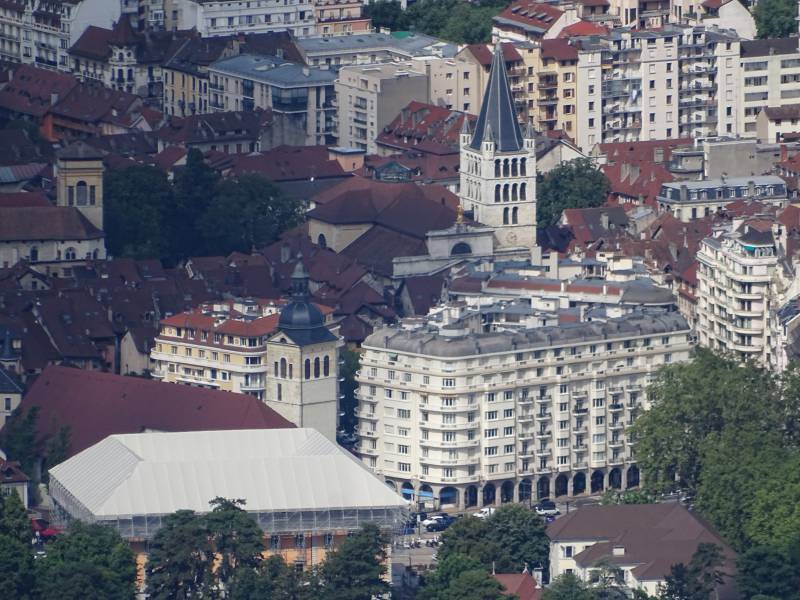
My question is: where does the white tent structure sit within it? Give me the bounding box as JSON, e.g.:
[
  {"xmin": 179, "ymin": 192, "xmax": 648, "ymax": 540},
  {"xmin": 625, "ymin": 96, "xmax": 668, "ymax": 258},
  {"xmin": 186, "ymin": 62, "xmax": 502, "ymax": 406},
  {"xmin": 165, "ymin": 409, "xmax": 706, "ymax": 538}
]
[{"xmin": 49, "ymin": 428, "xmax": 407, "ymax": 540}]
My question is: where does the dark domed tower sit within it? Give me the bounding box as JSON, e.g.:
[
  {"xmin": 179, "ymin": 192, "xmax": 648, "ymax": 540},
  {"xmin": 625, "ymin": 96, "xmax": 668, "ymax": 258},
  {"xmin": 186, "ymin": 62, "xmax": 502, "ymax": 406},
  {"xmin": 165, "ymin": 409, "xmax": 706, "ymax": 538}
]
[{"xmin": 266, "ymin": 260, "xmax": 340, "ymax": 440}]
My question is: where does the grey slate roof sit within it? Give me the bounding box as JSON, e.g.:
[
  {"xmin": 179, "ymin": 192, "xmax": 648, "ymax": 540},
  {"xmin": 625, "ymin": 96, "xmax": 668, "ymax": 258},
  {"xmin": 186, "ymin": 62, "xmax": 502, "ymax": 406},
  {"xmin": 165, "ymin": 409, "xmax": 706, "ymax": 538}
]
[
  {"xmin": 470, "ymin": 45, "xmax": 523, "ymax": 153},
  {"xmin": 365, "ymin": 312, "xmax": 689, "ymax": 358},
  {"xmin": 210, "ymin": 54, "xmax": 336, "ymax": 88}
]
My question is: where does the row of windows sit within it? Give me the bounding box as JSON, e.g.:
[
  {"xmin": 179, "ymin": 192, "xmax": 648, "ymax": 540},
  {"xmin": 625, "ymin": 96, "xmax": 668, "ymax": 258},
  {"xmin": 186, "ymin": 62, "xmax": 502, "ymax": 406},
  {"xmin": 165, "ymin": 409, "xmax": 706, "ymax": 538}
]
[{"xmin": 274, "ymin": 356, "xmax": 331, "ymax": 379}]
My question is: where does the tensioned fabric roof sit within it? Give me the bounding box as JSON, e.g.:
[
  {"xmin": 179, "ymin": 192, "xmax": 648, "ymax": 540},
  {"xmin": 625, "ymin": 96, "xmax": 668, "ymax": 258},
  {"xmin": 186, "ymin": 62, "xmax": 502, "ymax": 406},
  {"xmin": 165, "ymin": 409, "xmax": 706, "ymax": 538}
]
[{"xmin": 49, "ymin": 428, "xmax": 406, "ymax": 518}]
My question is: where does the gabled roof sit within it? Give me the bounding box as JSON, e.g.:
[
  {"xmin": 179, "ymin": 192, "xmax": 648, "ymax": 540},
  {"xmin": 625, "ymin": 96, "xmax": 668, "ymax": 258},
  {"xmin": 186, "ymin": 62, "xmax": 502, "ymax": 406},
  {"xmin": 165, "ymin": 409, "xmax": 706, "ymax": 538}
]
[
  {"xmin": 0, "ymin": 65, "xmax": 78, "ymax": 118},
  {"xmin": 541, "ymin": 38, "xmax": 579, "ymax": 60},
  {"xmin": 558, "ymin": 20, "xmax": 608, "ymax": 38},
  {"xmin": 21, "ymin": 365, "xmax": 295, "ymax": 459},
  {"xmin": 68, "ymin": 25, "xmax": 114, "ymax": 61},
  {"xmin": 377, "ymin": 101, "xmax": 476, "ymax": 156},
  {"xmin": 469, "ymin": 45, "xmax": 524, "ymax": 153},
  {"xmin": 494, "ymin": 1, "xmax": 564, "ymax": 35},
  {"xmin": 464, "ymin": 42, "xmax": 522, "ymax": 67},
  {"xmin": 0, "ymin": 207, "xmax": 103, "ymax": 242}
]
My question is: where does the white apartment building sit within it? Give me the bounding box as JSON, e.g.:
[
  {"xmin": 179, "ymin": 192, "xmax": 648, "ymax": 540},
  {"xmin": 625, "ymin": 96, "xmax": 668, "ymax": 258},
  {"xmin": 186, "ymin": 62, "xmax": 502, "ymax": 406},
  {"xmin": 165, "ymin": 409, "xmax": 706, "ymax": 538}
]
[
  {"xmin": 170, "ymin": 0, "xmax": 316, "ymax": 38},
  {"xmin": 355, "ymin": 312, "xmax": 693, "ymax": 509},
  {"xmin": 740, "ymin": 38, "xmax": 800, "ymax": 138},
  {"xmin": 697, "ymin": 226, "xmax": 777, "ymax": 364},
  {"xmin": 0, "ymin": 0, "xmax": 122, "ymax": 69},
  {"xmin": 334, "ymin": 62, "xmax": 428, "ymax": 153},
  {"xmin": 574, "ymin": 25, "xmax": 740, "ymax": 151}
]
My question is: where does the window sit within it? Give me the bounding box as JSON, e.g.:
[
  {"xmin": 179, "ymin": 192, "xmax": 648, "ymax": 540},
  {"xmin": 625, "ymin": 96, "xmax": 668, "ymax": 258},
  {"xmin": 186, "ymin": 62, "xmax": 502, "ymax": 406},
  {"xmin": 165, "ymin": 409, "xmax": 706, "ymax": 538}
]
[
  {"xmin": 397, "ymin": 409, "xmax": 411, "ymax": 419},
  {"xmin": 485, "ymin": 428, "xmax": 498, "ymax": 438},
  {"xmin": 484, "ymin": 446, "xmax": 498, "ymax": 456},
  {"xmin": 398, "ymin": 444, "xmax": 409, "ymax": 454},
  {"xmin": 486, "ymin": 410, "xmax": 498, "ymax": 420},
  {"xmin": 443, "ymin": 378, "xmax": 455, "ymax": 388},
  {"xmin": 398, "ymin": 462, "xmax": 411, "ymax": 472},
  {"xmin": 314, "ymin": 357, "xmax": 320, "ymax": 378},
  {"xmin": 504, "ymin": 444, "xmax": 514, "ymax": 454},
  {"xmin": 504, "ymin": 426, "xmax": 514, "ymax": 436},
  {"xmin": 596, "ymin": 416, "xmax": 605, "ymax": 425},
  {"xmin": 323, "ymin": 355, "xmax": 330, "ymax": 376}
]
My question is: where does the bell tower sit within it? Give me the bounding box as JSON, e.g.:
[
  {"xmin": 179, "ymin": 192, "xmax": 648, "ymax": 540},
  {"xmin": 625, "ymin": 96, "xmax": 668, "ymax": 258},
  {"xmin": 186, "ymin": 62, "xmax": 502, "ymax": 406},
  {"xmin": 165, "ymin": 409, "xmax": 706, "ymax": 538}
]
[
  {"xmin": 459, "ymin": 45, "xmax": 537, "ymax": 249},
  {"xmin": 55, "ymin": 141, "xmax": 105, "ymax": 231}
]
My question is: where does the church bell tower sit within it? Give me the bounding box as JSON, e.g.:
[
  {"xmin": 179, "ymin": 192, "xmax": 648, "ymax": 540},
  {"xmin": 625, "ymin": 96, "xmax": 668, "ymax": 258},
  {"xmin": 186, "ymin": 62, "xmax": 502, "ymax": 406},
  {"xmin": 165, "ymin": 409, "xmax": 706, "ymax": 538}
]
[{"xmin": 458, "ymin": 45, "xmax": 537, "ymax": 249}]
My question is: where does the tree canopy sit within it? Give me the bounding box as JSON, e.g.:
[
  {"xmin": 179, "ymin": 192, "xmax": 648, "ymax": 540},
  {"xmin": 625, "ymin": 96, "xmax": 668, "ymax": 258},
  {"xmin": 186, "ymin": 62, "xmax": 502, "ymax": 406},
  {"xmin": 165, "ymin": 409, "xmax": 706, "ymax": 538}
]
[
  {"xmin": 536, "ymin": 158, "xmax": 610, "ymax": 227},
  {"xmin": 102, "ymin": 149, "xmax": 304, "ymax": 264},
  {"xmin": 319, "ymin": 522, "xmax": 389, "ymax": 600},
  {"xmin": 754, "ymin": 0, "xmax": 797, "ymax": 38},
  {"xmin": 365, "ymin": 0, "xmax": 508, "ymax": 44}
]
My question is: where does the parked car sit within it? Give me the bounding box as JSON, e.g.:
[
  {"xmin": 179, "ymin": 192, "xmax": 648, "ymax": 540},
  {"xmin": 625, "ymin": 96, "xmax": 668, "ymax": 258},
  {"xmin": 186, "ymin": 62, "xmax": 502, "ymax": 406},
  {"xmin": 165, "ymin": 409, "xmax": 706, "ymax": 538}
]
[
  {"xmin": 473, "ymin": 507, "xmax": 496, "ymax": 519},
  {"xmin": 534, "ymin": 499, "xmax": 560, "ymax": 517},
  {"xmin": 426, "ymin": 515, "xmax": 456, "ymax": 532},
  {"xmin": 421, "ymin": 513, "xmax": 450, "ymax": 527}
]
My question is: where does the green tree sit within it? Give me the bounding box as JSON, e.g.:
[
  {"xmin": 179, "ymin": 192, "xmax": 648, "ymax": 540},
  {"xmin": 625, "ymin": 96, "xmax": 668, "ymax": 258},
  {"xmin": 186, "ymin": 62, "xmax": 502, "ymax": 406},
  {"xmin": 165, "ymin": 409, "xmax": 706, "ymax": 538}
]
[
  {"xmin": 363, "ymin": 0, "xmax": 409, "ymax": 30},
  {"xmin": 419, "ymin": 553, "xmax": 505, "ymax": 600},
  {"xmin": 658, "ymin": 543, "xmax": 726, "ymax": 600},
  {"xmin": 745, "ymin": 454, "xmax": 800, "ymax": 550},
  {"xmin": 204, "ymin": 497, "xmax": 264, "ymax": 592},
  {"xmin": 104, "ymin": 165, "xmax": 173, "ymax": 259},
  {"xmin": 230, "ymin": 555, "xmax": 307, "ymax": 600},
  {"xmin": 438, "ymin": 505, "xmax": 549, "ymax": 573},
  {"xmin": 168, "ymin": 148, "xmax": 220, "ymax": 259},
  {"xmin": 43, "ymin": 425, "xmax": 71, "ymax": 483},
  {"xmin": 695, "ymin": 427, "xmax": 786, "ymax": 550},
  {"xmin": 198, "ymin": 174, "xmax": 305, "ymax": 256},
  {"xmin": 0, "ymin": 492, "xmax": 35, "ymax": 599},
  {"xmin": 737, "ymin": 544, "xmax": 800, "ymax": 600},
  {"xmin": 754, "ymin": 0, "xmax": 796, "ymax": 38},
  {"xmin": 542, "ymin": 572, "xmax": 598, "ymax": 600},
  {"xmin": 37, "ymin": 520, "xmax": 137, "ymax": 600},
  {"xmin": 0, "ymin": 490, "xmax": 30, "ymax": 543},
  {"xmin": 0, "ymin": 406, "xmax": 39, "ymax": 476},
  {"xmin": 629, "ymin": 349, "xmax": 784, "ymax": 495},
  {"xmin": 319, "ymin": 522, "xmax": 389, "ymax": 600},
  {"xmin": 536, "ymin": 158, "xmax": 610, "ymax": 227},
  {"xmin": 146, "ymin": 510, "xmax": 213, "ymax": 600}
]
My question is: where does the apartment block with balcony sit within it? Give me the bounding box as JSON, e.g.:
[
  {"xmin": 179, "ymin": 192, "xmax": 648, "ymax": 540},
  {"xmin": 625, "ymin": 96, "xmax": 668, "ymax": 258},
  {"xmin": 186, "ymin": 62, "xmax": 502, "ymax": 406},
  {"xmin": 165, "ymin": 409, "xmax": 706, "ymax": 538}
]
[
  {"xmin": 208, "ymin": 54, "xmax": 337, "ymax": 145},
  {"xmin": 574, "ymin": 25, "xmax": 739, "ymax": 151},
  {"xmin": 313, "ymin": 0, "xmax": 370, "ymax": 36},
  {"xmin": 173, "ymin": 0, "xmax": 316, "ymax": 38},
  {"xmin": 740, "ymin": 38, "xmax": 800, "ymax": 138},
  {"xmin": 150, "ymin": 299, "xmax": 284, "ymax": 399},
  {"xmin": 529, "ymin": 39, "xmax": 578, "ymax": 136},
  {"xmin": 334, "ymin": 62, "xmax": 427, "ymax": 153},
  {"xmin": 697, "ymin": 222, "xmax": 781, "ymax": 364},
  {"xmin": 354, "ymin": 311, "xmax": 693, "ymax": 510}
]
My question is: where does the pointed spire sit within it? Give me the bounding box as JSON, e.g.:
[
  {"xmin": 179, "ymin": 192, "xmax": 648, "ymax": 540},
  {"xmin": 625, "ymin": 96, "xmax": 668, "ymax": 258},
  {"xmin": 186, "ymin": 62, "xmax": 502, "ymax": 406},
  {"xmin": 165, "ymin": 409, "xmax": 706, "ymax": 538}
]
[
  {"xmin": 290, "ymin": 253, "xmax": 310, "ymax": 301},
  {"xmin": 470, "ymin": 43, "xmax": 523, "ymax": 153},
  {"xmin": 460, "ymin": 115, "xmax": 471, "ymax": 136}
]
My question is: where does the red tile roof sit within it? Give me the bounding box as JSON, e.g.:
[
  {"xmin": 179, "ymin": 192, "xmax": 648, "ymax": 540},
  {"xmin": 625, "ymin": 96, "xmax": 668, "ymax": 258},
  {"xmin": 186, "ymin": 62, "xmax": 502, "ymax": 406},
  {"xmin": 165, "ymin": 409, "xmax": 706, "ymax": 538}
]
[
  {"xmin": 377, "ymin": 101, "xmax": 476, "ymax": 156},
  {"xmin": 69, "ymin": 25, "xmax": 113, "ymax": 61},
  {"xmin": 558, "ymin": 20, "xmax": 609, "ymax": 38},
  {"xmin": 494, "ymin": 1, "xmax": 564, "ymax": 35},
  {"xmin": 494, "ymin": 573, "xmax": 541, "ymax": 600},
  {"xmin": 598, "ymin": 138, "xmax": 693, "ymax": 164},
  {"xmin": 0, "ymin": 191, "xmax": 51, "ymax": 208},
  {"xmin": 22, "ymin": 365, "xmax": 294, "ymax": 459},
  {"xmin": 227, "ymin": 145, "xmax": 347, "ymax": 181},
  {"xmin": 465, "ymin": 42, "xmax": 523, "ymax": 67},
  {"xmin": 0, "ymin": 65, "xmax": 78, "ymax": 118},
  {"xmin": 0, "ymin": 207, "xmax": 103, "ymax": 241},
  {"xmin": 603, "ymin": 161, "xmax": 674, "ymax": 206},
  {"xmin": 541, "ymin": 38, "xmax": 579, "ymax": 60}
]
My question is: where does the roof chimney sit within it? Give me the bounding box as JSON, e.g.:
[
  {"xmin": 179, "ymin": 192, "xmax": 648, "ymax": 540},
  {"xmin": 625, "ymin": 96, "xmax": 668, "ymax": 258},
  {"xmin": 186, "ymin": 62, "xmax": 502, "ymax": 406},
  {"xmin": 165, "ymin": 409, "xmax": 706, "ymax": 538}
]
[{"xmin": 50, "ymin": 92, "xmax": 59, "ymax": 106}]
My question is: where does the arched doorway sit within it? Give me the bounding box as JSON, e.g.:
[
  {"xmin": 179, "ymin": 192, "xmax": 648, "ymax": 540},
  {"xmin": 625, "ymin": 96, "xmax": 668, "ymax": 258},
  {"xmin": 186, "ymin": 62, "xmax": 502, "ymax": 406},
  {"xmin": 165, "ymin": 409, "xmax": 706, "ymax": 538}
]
[
  {"xmin": 518, "ymin": 479, "xmax": 532, "ymax": 504},
  {"xmin": 482, "ymin": 483, "xmax": 496, "ymax": 506},
  {"xmin": 609, "ymin": 468, "xmax": 622, "ymax": 490},
  {"xmin": 317, "ymin": 233, "xmax": 327, "ymax": 248},
  {"xmin": 572, "ymin": 472, "xmax": 586, "ymax": 495},
  {"xmin": 465, "ymin": 485, "xmax": 478, "ymax": 508},
  {"xmin": 451, "ymin": 242, "xmax": 472, "ymax": 255},
  {"xmin": 626, "ymin": 465, "xmax": 640, "ymax": 489},
  {"xmin": 400, "ymin": 482, "xmax": 414, "ymax": 500},
  {"xmin": 440, "ymin": 487, "xmax": 458, "ymax": 507},
  {"xmin": 591, "ymin": 470, "xmax": 605, "ymax": 494},
  {"xmin": 500, "ymin": 481, "xmax": 514, "ymax": 503},
  {"xmin": 385, "ymin": 480, "xmax": 397, "ymax": 491},
  {"xmin": 537, "ymin": 476, "xmax": 550, "ymax": 500},
  {"xmin": 555, "ymin": 474, "xmax": 568, "ymax": 497},
  {"xmin": 420, "ymin": 483, "xmax": 433, "ymax": 505}
]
